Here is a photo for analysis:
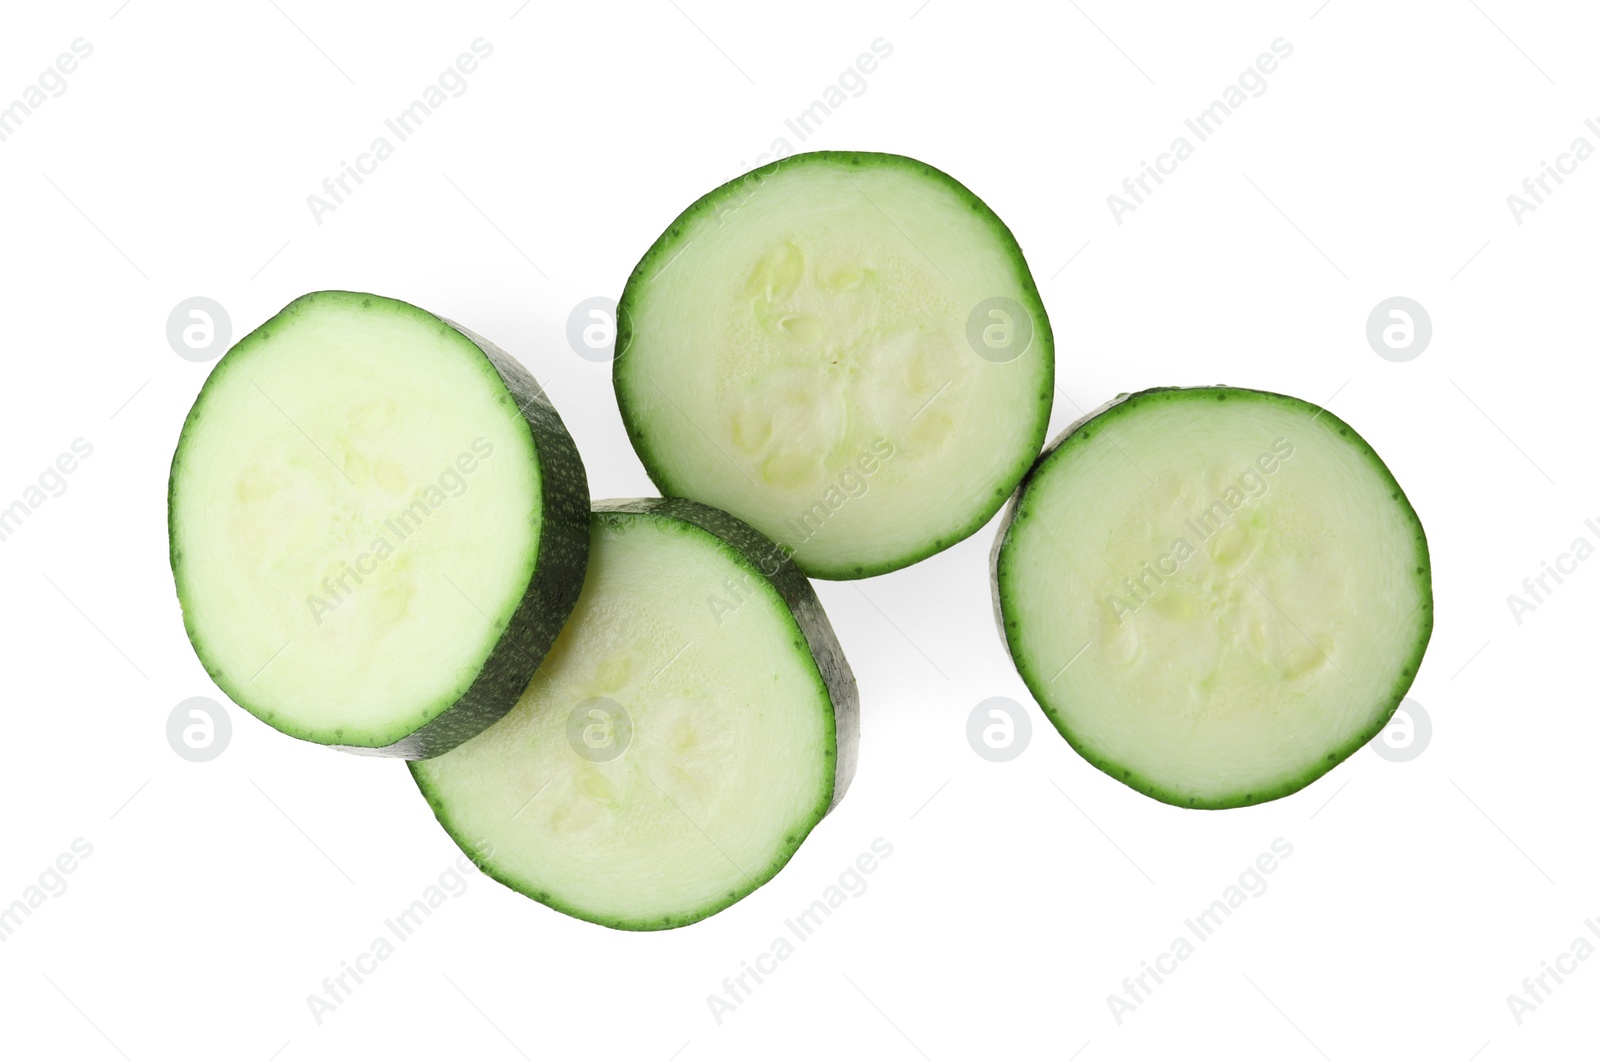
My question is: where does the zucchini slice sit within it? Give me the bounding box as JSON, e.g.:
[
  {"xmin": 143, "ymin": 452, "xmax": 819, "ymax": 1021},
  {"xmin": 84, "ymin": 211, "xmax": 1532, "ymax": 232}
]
[
  {"xmin": 411, "ymin": 499, "xmax": 858, "ymax": 930},
  {"xmin": 992, "ymin": 386, "xmax": 1432, "ymax": 808},
  {"xmin": 168, "ymin": 291, "xmax": 590, "ymax": 758},
  {"xmin": 616, "ymin": 150, "xmax": 1053, "ymax": 579}
]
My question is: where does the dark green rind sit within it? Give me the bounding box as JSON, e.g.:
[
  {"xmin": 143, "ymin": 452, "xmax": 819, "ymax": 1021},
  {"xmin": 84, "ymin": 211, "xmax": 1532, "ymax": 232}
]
[
  {"xmin": 168, "ymin": 291, "xmax": 591, "ymax": 759},
  {"xmin": 410, "ymin": 497, "xmax": 859, "ymax": 931},
  {"xmin": 614, "ymin": 149, "xmax": 1055, "ymax": 581},
  {"xmin": 990, "ymin": 386, "xmax": 1434, "ymax": 810}
]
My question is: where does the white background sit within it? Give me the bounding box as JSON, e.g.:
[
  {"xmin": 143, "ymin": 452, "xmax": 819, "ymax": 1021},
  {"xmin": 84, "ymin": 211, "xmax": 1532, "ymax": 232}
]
[{"xmin": 0, "ymin": 1, "xmax": 1594, "ymax": 1057}]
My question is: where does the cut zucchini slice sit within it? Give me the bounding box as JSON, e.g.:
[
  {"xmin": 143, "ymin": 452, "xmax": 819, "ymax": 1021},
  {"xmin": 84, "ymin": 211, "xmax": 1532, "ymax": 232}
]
[
  {"xmin": 168, "ymin": 291, "xmax": 590, "ymax": 758},
  {"xmin": 992, "ymin": 387, "xmax": 1432, "ymax": 808},
  {"xmin": 616, "ymin": 150, "xmax": 1053, "ymax": 579},
  {"xmin": 411, "ymin": 499, "xmax": 858, "ymax": 930}
]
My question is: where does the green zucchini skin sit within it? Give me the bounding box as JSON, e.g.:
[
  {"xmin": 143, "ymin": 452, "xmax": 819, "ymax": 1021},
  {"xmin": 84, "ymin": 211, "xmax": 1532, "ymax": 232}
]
[
  {"xmin": 168, "ymin": 292, "xmax": 591, "ymax": 759},
  {"xmin": 990, "ymin": 385, "xmax": 1434, "ymax": 809},
  {"xmin": 614, "ymin": 150, "xmax": 1055, "ymax": 580}
]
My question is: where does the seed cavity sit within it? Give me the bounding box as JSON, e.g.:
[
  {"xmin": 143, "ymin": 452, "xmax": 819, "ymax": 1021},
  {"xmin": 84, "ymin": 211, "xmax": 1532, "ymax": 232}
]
[
  {"xmin": 777, "ymin": 313, "xmax": 826, "ymax": 345},
  {"xmin": 577, "ymin": 769, "xmax": 617, "ymax": 806},
  {"xmin": 342, "ymin": 448, "xmax": 370, "ymax": 486},
  {"xmin": 731, "ymin": 407, "xmax": 774, "ymax": 454},
  {"xmin": 672, "ymin": 716, "xmax": 698, "ymax": 751},
  {"xmin": 1207, "ymin": 520, "xmax": 1261, "ymax": 571},
  {"xmin": 1149, "ymin": 589, "xmax": 1196, "ymax": 622},
  {"xmin": 900, "ymin": 410, "xmax": 954, "ymax": 458},
  {"xmin": 746, "ymin": 241, "xmax": 805, "ymax": 302},
  {"xmin": 821, "ymin": 266, "xmax": 871, "ymax": 291},
  {"xmin": 761, "ymin": 449, "xmax": 819, "ymax": 490},
  {"xmin": 374, "ymin": 460, "xmax": 408, "ymax": 496},
  {"xmin": 376, "ymin": 582, "xmax": 413, "ymax": 624},
  {"xmin": 235, "ymin": 466, "xmax": 281, "ymax": 503},
  {"xmin": 595, "ymin": 656, "xmax": 632, "ymax": 692}
]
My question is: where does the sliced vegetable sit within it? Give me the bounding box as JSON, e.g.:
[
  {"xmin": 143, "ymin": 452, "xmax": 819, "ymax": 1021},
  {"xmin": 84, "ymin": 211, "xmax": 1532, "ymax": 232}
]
[
  {"xmin": 169, "ymin": 290, "xmax": 589, "ymax": 758},
  {"xmin": 411, "ymin": 498, "xmax": 858, "ymax": 930},
  {"xmin": 616, "ymin": 150, "xmax": 1053, "ymax": 578},
  {"xmin": 992, "ymin": 386, "xmax": 1432, "ymax": 808}
]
